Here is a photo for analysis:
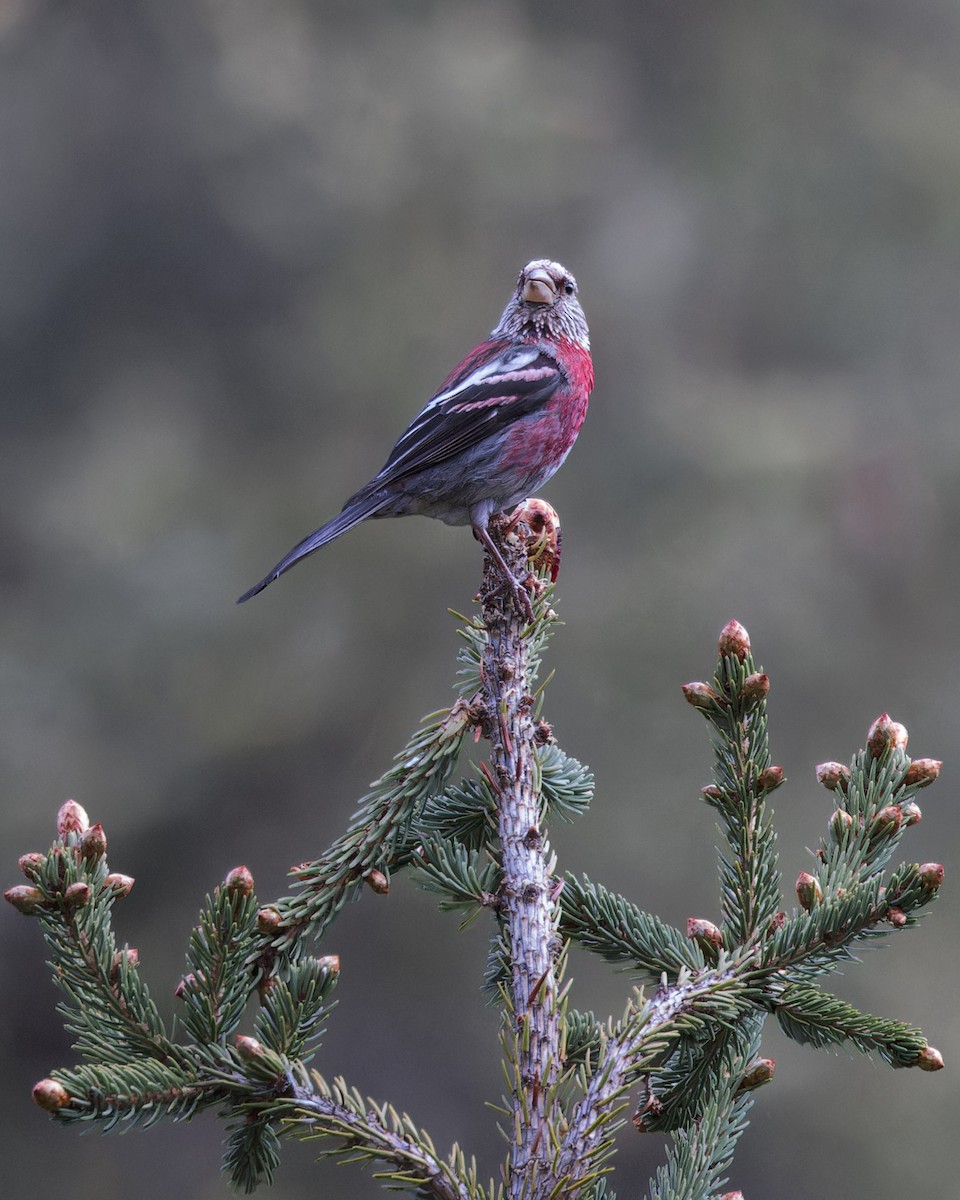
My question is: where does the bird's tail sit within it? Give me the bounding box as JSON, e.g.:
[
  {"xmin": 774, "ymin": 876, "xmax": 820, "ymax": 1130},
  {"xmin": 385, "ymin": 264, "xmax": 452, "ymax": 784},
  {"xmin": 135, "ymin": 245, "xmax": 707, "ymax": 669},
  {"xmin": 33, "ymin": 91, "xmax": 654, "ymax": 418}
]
[{"xmin": 236, "ymin": 490, "xmax": 391, "ymax": 603}]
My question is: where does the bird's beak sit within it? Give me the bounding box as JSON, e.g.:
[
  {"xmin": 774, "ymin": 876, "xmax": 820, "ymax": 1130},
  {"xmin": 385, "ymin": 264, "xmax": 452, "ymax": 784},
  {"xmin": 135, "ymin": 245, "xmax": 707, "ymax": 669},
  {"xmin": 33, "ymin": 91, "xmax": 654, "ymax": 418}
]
[{"xmin": 522, "ymin": 268, "xmax": 558, "ymax": 306}]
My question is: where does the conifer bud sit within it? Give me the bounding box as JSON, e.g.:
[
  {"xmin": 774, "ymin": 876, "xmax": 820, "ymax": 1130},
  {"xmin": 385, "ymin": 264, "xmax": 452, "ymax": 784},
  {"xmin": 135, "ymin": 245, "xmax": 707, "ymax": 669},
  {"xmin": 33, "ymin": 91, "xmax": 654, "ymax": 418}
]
[
  {"xmin": 111, "ymin": 948, "xmax": 139, "ymax": 981},
  {"xmin": 918, "ymin": 863, "xmax": 944, "ymax": 892},
  {"xmin": 756, "ymin": 765, "xmax": 784, "ymax": 793},
  {"xmin": 80, "ymin": 823, "xmax": 107, "ymax": 861},
  {"xmin": 57, "ymin": 799, "xmax": 89, "ymax": 838},
  {"xmin": 18, "ymin": 853, "xmax": 46, "ymax": 880},
  {"xmin": 686, "ymin": 917, "xmax": 723, "ymax": 952},
  {"xmin": 103, "ymin": 873, "xmax": 135, "ymax": 897},
  {"xmin": 224, "ymin": 865, "xmax": 255, "ymax": 896},
  {"xmin": 682, "ymin": 682, "xmax": 722, "ymax": 711},
  {"xmin": 234, "ymin": 1035, "xmax": 265, "ymax": 1061},
  {"xmin": 256, "ymin": 906, "xmax": 284, "ymax": 934},
  {"xmin": 900, "ymin": 801, "xmax": 922, "ymax": 827},
  {"xmin": 33, "ymin": 1078, "xmax": 71, "ymax": 1112},
  {"xmin": 886, "ymin": 906, "xmax": 907, "ymax": 927},
  {"xmin": 870, "ymin": 805, "xmax": 902, "ymax": 838},
  {"xmin": 738, "ymin": 1057, "xmax": 775, "ymax": 1092},
  {"xmin": 63, "ymin": 881, "xmax": 91, "ymax": 909},
  {"xmin": 365, "ymin": 869, "xmax": 390, "ymax": 894},
  {"xmin": 830, "ymin": 808, "xmax": 854, "ymax": 839},
  {"xmin": 741, "ymin": 672, "xmax": 769, "ymax": 702},
  {"xmin": 815, "ymin": 762, "xmax": 850, "ymax": 793},
  {"xmin": 4, "ymin": 885, "xmax": 45, "ymax": 914},
  {"xmin": 916, "ymin": 1045, "xmax": 945, "ymax": 1072},
  {"xmin": 866, "ymin": 714, "xmax": 908, "ymax": 759},
  {"xmin": 317, "ymin": 955, "xmax": 341, "ymax": 977},
  {"xmin": 718, "ymin": 619, "xmax": 751, "ymax": 661},
  {"xmin": 903, "ymin": 758, "xmax": 942, "ymax": 788},
  {"xmin": 257, "ymin": 975, "xmax": 279, "ymax": 1002},
  {"xmin": 175, "ymin": 973, "xmax": 196, "ymax": 999},
  {"xmin": 768, "ymin": 911, "xmax": 786, "ymax": 933},
  {"xmin": 720, "ymin": 1193, "xmax": 745, "ymax": 1200},
  {"xmin": 701, "ymin": 784, "xmax": 724, "ymax": 802},
  {"xmin": 795, "ymin": 872, "xmax": 822, "ymax": 911}
]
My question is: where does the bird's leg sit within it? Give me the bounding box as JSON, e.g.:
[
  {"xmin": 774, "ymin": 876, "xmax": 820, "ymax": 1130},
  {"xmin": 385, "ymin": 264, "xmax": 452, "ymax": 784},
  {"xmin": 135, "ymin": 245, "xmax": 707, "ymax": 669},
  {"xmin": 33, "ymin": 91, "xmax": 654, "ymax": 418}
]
[{"xmin": 473, "ymin": 520, "xmax": 535, "ymax": 623}]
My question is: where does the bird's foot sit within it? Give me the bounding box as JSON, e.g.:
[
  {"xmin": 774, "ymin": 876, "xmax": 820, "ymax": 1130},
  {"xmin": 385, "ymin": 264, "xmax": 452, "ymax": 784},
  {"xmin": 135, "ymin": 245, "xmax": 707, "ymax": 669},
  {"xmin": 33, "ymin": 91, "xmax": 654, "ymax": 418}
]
[{"xmin": 474, "ymin": 519, "xmax": 537, "ymax": 624}]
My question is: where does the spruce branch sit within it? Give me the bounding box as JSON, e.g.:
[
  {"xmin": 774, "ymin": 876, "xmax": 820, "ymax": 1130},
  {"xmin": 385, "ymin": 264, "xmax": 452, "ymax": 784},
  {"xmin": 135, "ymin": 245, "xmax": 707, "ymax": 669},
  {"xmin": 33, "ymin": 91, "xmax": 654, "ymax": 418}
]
[
  {"xmin": 6, "ymin": 515, "xmax": 948, "ymax": 1200},
  {"xmin": 282, "ymin": 1071, "xmax": 485, "ymax": 1200},
  {"xmin": 559, "ymin": 875, "xmax": 703, "ymax": 980},
  {"xmin": 261, "ymin": 698, "xmax": 476, "ymax": 959},
  {"xmin": 475, "ymin": 509, "xmax": 566, "ymax": 1200},
  {"xmin": 686, "ymin": 620, "xmax": 782, "ymax": 946}
]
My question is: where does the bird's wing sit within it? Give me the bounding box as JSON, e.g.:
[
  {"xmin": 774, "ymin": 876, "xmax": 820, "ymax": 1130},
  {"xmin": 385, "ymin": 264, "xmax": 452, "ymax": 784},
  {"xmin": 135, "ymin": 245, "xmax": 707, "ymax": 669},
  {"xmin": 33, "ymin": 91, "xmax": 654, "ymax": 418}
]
[{"xmin": 374, "ymin": 342, "xmax": 563, "ymax": 485}]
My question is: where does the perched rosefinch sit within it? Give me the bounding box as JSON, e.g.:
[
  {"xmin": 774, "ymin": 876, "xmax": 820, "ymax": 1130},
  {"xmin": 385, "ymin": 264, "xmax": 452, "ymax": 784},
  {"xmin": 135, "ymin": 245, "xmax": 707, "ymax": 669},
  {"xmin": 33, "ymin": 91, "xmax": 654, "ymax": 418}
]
[{"xmin": 237, "ymin": 259, "xmax": 593, "ymax": 616}]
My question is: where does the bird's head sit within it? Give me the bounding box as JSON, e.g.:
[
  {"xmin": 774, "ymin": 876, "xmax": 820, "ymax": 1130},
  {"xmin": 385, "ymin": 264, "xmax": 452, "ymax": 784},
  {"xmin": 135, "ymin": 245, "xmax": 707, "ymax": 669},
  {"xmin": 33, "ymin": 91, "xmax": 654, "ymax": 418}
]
[{"xmin": 492, "ymin": 259, "xmax": 590, "ymax": 349}]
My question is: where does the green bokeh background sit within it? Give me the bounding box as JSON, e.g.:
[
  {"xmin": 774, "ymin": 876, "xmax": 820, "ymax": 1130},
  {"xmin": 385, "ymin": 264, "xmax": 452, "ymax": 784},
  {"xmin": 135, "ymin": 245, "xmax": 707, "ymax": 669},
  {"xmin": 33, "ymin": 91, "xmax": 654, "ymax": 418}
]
[{"xmin": 2, "ymin": 2, "xmax": 958, "ymax": 1197}]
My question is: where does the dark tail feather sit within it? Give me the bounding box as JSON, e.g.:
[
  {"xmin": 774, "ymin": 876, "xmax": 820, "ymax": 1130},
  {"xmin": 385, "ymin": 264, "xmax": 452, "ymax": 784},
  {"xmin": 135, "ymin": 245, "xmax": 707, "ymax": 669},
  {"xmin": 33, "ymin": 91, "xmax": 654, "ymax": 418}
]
[{"xmin": 236, "ymin": 492, "xmax": 390, "ymax": 603}]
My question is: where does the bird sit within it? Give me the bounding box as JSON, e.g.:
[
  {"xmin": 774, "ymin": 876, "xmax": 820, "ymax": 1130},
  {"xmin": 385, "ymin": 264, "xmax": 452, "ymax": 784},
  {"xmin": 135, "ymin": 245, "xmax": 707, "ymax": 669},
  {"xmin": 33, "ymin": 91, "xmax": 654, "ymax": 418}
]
[{"xmin": 237, "ymin": 259, "xmax": 594, "ymax": 616}]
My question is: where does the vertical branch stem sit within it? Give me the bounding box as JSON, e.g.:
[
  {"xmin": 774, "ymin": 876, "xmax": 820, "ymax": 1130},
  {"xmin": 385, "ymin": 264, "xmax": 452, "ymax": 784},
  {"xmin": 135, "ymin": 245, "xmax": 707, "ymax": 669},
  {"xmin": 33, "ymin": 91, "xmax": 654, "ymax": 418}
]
[{"xmin": 480, "ymin": 519, "xmax": 559, "ymax": 1200}]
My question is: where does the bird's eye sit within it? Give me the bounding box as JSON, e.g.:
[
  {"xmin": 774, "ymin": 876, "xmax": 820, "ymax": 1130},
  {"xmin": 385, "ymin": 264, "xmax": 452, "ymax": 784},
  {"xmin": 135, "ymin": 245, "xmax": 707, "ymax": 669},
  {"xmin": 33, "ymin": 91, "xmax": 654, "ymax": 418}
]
[{"xmin": 563, "ymin": 281, "xmax": 575, "ymax": 295}]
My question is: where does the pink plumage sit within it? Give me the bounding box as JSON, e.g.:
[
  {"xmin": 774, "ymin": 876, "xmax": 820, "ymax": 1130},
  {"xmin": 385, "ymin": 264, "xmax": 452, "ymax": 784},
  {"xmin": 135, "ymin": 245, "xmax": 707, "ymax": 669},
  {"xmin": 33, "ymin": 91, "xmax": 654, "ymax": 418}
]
[{"xmin": 237, "ymin": 259, "xmax": 593, "ymax": 614}]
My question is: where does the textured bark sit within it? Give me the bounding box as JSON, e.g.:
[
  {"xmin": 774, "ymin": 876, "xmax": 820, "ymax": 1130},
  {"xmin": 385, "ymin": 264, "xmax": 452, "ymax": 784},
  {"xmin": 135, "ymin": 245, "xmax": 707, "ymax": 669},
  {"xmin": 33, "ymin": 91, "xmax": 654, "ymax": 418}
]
[{"xmin": 479, "ymin": 517, "xmax": 560, "ymax": 1200}]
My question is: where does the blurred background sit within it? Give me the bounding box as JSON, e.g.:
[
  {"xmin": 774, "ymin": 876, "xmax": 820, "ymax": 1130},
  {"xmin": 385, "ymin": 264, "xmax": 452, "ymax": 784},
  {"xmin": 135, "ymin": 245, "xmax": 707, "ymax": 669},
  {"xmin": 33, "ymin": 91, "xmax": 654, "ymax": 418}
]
[{"xmin": 2, "ymin": 1, "xmax": 958, "ymax": 1196}]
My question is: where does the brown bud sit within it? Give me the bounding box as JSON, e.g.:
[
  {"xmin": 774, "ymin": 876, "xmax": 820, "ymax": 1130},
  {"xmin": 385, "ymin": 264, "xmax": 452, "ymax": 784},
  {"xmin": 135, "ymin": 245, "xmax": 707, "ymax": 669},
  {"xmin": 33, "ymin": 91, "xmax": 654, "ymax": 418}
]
[
  {"xmin": 33, "ymin": 1078, "xmax": 71, "ymax": 1112},
  {"xmin": 701, "ymin": 784, "xmax": 724, "ymax": 802},
  {"xmin": 682, "ymin": 682, "xmax": 722, "ymax": 711},
  {"xmin": 18, "ymin": 852, "xmax": 46, "ymax": 880},
  {"xmin": 4, "ymin": 885, "xmax": 45, "ymax": 914},
  {"xmin": 866, "ymin": 714, "xmax": 908, "ymax": 759},
  {"xmin": 815, "ymin": 762, "xmax": 850, "ymax": 793},
  {"xmin": 738, "ymin": 1057, "xmax": 775, "ymax": 1092},
  {"xmin": 756, "ymin": 765, "xmax": 784, "ymax": 793},
  {"xmin": 903, "ymin": 758, "xmax": 942, "ymax": 789},
  {"xmin": 886, "ymin": 906, "xmax": 907, "ymax": 927},
  {"xmin": 317, "ymin": 954, "xmax": 341, "ymax": 976},
  {"xmin": 632, "ymin": 1094, "xmax": 663, "ymax": 1132},
  {"xmin": 365, "ymin": 869, "xmax": 390, "ymax": 895},
  {"xmin": 56, "ymin": 799, "xmax": 89, "ymax": 838},
  {"xmin": 900, "ymin": 801, "xmax": 922, "ymax": 827},
  {"xmin": 718, "ymin": 619, "xmax": 751, "ymax": 661},
  {"xmin": 768, "ymin": 910, "xmax": 787, "ymax": 933},
  {"xmin": 234, "ymin": 1034, "xmax": 264, "ymax": 1061},
  {"xmin": 870, "ymin": 805, "xmax": 903, "ymax": 838},
  {"xmin": 830, "ymin": 808, "xmax": 855, "ymax": 839},
  {"xmin": 224, "ymin": 865, "xmax": 255, "ymax": 896},
  {"xmin": 918, "ymin": 863, "xmax": 944, "ymax": 892},
  {"xmin": 111, "ymin": 947, "xmax": 139, "ymax": 981},
  {"xmin": 63, "ymin": 881, "xmax": 91, "ymax": 908},
  {"xmin": 742, "ymin": 672, "xmax": 770, "ymax": 702},
  {"xmin": 720, "ymin": 1193, "xmax": 745, "ymax": 1200},
  {"xmin": 174, "ymin": 973, "xmax": 196, "ymax": 999},
  {"xmin": 79, "ymin": 823, "xmax": 108, "ymax": 861},
  {"xmin": 916, "ymin": 1045, "xmax": 945, "ymax": 1072},
  {"xmin": 795, "ymin": 872, "xmax": 823, "ymax": 911},
  {"xmin": 687, "ymin": 917, "xmax": 723, "ymax": 950},
  {"xmin": 257, "ymin": 975, "xmax": 279, "ymax": 1002},
  {"xmin": 256, "ymin": 906, "xmax": 284, "ymax": 934},
  {"xmin": 103, "ymin": 873, "xmax": 135, "ymax": 897}
]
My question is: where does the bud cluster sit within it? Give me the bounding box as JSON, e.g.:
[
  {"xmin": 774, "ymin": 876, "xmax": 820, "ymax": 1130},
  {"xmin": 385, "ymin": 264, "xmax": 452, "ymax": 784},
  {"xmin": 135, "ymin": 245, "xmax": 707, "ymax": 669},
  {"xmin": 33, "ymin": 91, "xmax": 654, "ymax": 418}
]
[{"xmin": 5, "ymin": 804, "xmax": 136, "ymax": 919}]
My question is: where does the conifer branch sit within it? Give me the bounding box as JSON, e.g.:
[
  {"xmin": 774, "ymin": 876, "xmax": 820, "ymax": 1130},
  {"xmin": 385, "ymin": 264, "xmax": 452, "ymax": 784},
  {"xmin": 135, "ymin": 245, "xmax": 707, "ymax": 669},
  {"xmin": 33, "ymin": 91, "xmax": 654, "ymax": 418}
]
[
  {"xmin": 476, "ymin": 511, "xmax": 564, "ymax": 1200},
  {"xmin": 283, "ymin": 1071, "xmax": 483, "ymax": 1200},
  {"xmin": 6, "ymin": 523, "xmax": 947, "ymax": 1199},
  {"xmin": 259, "ymin": 698, "xmax": 476, "ymax": 961}
]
